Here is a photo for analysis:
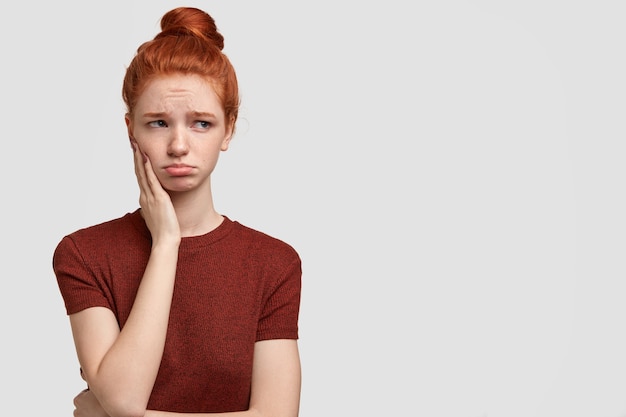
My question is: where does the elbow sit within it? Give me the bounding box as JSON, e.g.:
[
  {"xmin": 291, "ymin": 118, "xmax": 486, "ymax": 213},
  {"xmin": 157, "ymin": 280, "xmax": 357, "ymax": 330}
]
[
  {"xmin": 116, "ymin": 407, "xmax": 147, "ymax": 417},
  {"xmin": 98, "ymin": 394, "xmax": 148, "ymax": 417},
  {"xmin": 83, "ymin": 374, "xmax": 150, "ymax": 417},
  {"xmin": 107, "ymin": 405, "xmax": 147, "ymax": 417}
]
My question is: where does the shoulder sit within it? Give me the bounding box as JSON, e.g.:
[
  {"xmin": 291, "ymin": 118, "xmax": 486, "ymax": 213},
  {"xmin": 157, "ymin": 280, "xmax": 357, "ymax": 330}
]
[
  {"xmin": 230, "ymin": 219, "xmax": 300, "ymax": 259},
  {"xmin": 224, "ymin": 219, "xmax": 301, "ymax": 275},
  {"xmin": 55, "ymin": 210, "xmax": 146, "ymax": 255}
]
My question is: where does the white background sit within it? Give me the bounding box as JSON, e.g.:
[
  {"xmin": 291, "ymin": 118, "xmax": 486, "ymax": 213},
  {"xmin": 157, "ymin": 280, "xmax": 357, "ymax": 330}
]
[{"xmin": 2, "ymin": 1, "xmax": 626, "ymax": 416}]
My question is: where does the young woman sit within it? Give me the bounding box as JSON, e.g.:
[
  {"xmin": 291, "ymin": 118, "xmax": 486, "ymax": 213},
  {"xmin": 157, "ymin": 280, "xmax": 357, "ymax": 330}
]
[{"xmin": 53, "ymin": 7, "xmax": 302, "ymax": 417}]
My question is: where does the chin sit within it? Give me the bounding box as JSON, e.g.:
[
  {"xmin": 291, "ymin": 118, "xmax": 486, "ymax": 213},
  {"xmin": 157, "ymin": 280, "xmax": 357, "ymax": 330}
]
[{"xmin": 163, "ymin": 179, "xmax": 198, "ymax": 193}]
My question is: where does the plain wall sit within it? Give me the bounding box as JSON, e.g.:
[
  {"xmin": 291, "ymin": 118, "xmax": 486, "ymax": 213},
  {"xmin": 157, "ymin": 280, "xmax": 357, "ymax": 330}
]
[{"xmin": 2, "ymin": 1, "xmax": 625, "ymax": 416}]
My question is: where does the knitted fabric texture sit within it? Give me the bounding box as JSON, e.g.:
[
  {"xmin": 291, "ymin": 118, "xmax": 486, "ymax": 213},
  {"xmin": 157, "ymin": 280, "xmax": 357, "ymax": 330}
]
[{"xmin": 53, "ymin": 210, "xmax": 301, "ymax": 412}]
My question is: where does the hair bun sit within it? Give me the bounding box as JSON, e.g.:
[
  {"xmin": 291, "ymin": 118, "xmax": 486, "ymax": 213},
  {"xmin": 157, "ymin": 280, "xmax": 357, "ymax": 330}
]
[{"xmin": 157, "ymin": 7, "xmax": 224, "ymax": 50}]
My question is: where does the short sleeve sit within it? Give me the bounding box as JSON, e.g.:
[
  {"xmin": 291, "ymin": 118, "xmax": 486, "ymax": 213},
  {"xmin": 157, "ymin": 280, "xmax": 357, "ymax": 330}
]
[
  {"xmin": 53, "ymin": 235, "xmax": 112, "ymax": 315},
  {"xmin": 256, "ymin": 255, "xmax": 302, "ymax": 341}
]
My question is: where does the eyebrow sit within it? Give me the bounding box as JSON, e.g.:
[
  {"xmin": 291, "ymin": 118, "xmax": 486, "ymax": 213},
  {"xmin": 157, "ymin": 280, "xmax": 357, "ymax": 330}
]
[
  {"xmin": 190, "ymin": 111, "xmax": 217, "ymax": 119},
  {"xmin": 141, "ymin": 111, "xmax": 217, "ymax": 119}
]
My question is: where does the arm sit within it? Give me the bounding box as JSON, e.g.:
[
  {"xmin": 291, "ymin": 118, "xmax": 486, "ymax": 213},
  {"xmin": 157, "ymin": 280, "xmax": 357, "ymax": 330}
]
[
  {"xmin": 71, "ymin": 243, "xmax": 177, "ymax": 416},
  {"xmin": 74, "ymin": 339, "xmax": 302, "ymax": 417},
  {"xmin": 247, "ymin": 339, "xmax": 302, "ymax": 417},
  {"xmin": 71, "ymin": 144, "xmax": 181, "ymax": 417}
]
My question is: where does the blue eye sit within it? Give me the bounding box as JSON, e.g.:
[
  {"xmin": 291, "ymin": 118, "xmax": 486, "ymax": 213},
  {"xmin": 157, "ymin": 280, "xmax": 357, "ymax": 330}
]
[
  {"xmin": 195, "ymin": 121, "xmax": 211, "ymax": 129},
  {"xmin": 148, "ymin": 120, "xmax": 167, "ymax": 127}
]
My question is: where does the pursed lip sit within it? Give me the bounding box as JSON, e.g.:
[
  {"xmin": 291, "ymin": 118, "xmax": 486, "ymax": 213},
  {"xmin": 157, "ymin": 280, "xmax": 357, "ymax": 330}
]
[{"xmin": 164, "ymin": 163, "xmax": 194, "ymax": 176}]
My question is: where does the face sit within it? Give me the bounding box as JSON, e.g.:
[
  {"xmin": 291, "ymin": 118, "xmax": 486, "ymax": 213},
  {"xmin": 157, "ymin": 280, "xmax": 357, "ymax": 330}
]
[{"xmin": 126, "ymin": 73, "xmax": 233, "ymax": 194}]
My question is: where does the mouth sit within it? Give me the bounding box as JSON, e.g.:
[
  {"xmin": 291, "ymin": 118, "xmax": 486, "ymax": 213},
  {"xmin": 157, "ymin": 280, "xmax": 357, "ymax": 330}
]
[{"xmin": 164, "ymin": 164, "xmax": 194, "ymax": 177}]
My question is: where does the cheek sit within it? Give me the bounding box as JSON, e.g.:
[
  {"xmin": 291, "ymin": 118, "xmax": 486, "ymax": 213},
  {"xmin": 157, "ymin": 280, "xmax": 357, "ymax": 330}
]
[
  {"xmin": 199, "ymin": 153, "xmax": 220, "ymax": 171},
  {"xmin": 134, "ymin": 138, "xmax": 157, "ymax": 156}
]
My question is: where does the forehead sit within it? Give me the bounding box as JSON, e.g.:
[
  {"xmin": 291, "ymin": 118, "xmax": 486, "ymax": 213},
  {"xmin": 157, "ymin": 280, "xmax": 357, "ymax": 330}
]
[{"xmin": 136, "ymin": 74, "xmax": 223, "ymax": 114}]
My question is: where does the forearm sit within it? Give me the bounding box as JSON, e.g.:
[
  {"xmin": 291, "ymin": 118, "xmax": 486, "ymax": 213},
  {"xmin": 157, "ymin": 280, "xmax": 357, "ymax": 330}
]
[
  {"xmin": 89, "ymin": 242, "xmax": 179, "ymax": 415},
  {"xmin": 145, "ymin": 409, "xmax": 261, "ymax": 417}
]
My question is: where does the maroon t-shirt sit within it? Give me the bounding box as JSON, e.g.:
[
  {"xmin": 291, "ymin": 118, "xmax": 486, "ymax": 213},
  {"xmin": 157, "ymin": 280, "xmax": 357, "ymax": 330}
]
[{"xmin": 53, "ymin": 210, "xmax": 301, "ymax": 413}]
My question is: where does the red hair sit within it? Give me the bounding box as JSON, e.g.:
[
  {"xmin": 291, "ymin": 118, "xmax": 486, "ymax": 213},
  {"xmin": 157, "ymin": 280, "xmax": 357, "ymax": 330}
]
[{"xmin": 122, "ymin": 7, "xmax": 239, "ymax": 128}]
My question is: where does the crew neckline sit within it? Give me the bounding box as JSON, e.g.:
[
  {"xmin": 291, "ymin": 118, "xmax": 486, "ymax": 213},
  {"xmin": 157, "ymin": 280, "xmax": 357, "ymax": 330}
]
[{"xmin": 127, "ymin": 208, "xmax": 235, "ymax": 249}]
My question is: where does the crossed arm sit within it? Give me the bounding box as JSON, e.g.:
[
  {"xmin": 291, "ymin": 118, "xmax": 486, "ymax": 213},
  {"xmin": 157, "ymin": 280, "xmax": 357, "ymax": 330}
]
[
  {"xmin": 68, "ymin": 143, "xmax": 301, "ymax": 417},
  {"xmin": 70, "ymin": 306, "xmax": 301, "ymax": 417}
]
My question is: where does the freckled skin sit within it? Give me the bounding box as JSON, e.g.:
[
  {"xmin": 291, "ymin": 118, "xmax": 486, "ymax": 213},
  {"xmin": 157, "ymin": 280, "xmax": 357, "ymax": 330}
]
[{"xmin": 126, "ymin": 73, "xmax": 233, "ymax": 196}]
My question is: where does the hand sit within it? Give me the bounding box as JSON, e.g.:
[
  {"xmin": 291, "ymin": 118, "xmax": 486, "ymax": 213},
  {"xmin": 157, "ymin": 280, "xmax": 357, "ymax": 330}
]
[
  {"xmin": 73, "ymin": 389, "xmax": 110, "ymax": 417},
  {"xmin": 132, "ymin": 140, "xmax": 181, "ymax": 246}
]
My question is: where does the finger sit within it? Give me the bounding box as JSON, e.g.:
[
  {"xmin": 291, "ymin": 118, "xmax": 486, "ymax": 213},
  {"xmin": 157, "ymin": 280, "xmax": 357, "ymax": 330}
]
[
  {"xmin": 133, "ymin": 142, "xmax": 152, "ymax": 198},
  {"xmin": 132, "ymin": 141, "xmax": 145, "ymax": 181},
  {"xmin": 72, "ymin": 389, "xmax": 89, "ymax": 417},
  {"xmin": 73, "ymin": 390, "xmax": 85, "ymax": 406},
  {"xmin": 142, "ymin": 154, "xmax": 164, "ymax": 195},
  {"xmin": 133, "ymin": 141, "xmax": 159, "ymax": 194}
]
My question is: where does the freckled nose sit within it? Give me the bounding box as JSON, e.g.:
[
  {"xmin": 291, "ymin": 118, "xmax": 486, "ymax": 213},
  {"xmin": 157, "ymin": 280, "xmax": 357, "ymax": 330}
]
[{"xmin": 168, "ymin": 128, "xmax": 189, "ymax": 156}]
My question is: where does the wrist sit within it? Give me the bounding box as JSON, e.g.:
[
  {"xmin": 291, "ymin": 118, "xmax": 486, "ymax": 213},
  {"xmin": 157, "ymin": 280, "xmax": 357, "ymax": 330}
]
[{"xmin": 151, "ymin": 236, "xmax": 181, "ymax": 251}]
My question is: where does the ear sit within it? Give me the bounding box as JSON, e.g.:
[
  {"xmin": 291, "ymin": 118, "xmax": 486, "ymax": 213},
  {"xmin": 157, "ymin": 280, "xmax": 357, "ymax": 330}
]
[
  {"xmin": 220, "ymin": 118, "xmax": 235, "ymax": 151},
  {"xmin": 125, "ymin": 114, "xmax": 135, "ymax": 147}
]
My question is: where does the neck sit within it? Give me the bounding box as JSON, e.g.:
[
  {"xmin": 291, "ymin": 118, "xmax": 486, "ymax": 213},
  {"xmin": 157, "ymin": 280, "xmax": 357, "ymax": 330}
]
[{"xmin": 168, "ymin": 183, "xmax": 223, "ymax": 237}]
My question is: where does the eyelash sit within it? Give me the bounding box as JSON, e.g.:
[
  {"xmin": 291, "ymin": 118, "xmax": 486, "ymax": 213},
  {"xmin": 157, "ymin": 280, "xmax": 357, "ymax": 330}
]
[
  {"xmin": 147, "ymin": 120, "xmax": 212, "ymax": 129},
  {"xmin": 195, "ymin": 121, "xmax": 211, "ymax": 129},
  {"xmin": 148, "ymin": 120, "xmax": 167, "ymax": 128}
]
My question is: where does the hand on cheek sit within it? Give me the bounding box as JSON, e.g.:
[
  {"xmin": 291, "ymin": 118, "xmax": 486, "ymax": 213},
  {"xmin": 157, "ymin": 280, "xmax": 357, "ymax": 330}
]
[{"xmin": 131, "ymin": 137, "xmax": 181, "ymax": 244}]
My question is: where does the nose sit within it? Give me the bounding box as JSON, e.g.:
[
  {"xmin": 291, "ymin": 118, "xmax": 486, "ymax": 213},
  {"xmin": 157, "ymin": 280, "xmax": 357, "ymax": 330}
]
[{"xmin": 167, "ymin": 127, "xmax": 190, "ymax": 157}]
